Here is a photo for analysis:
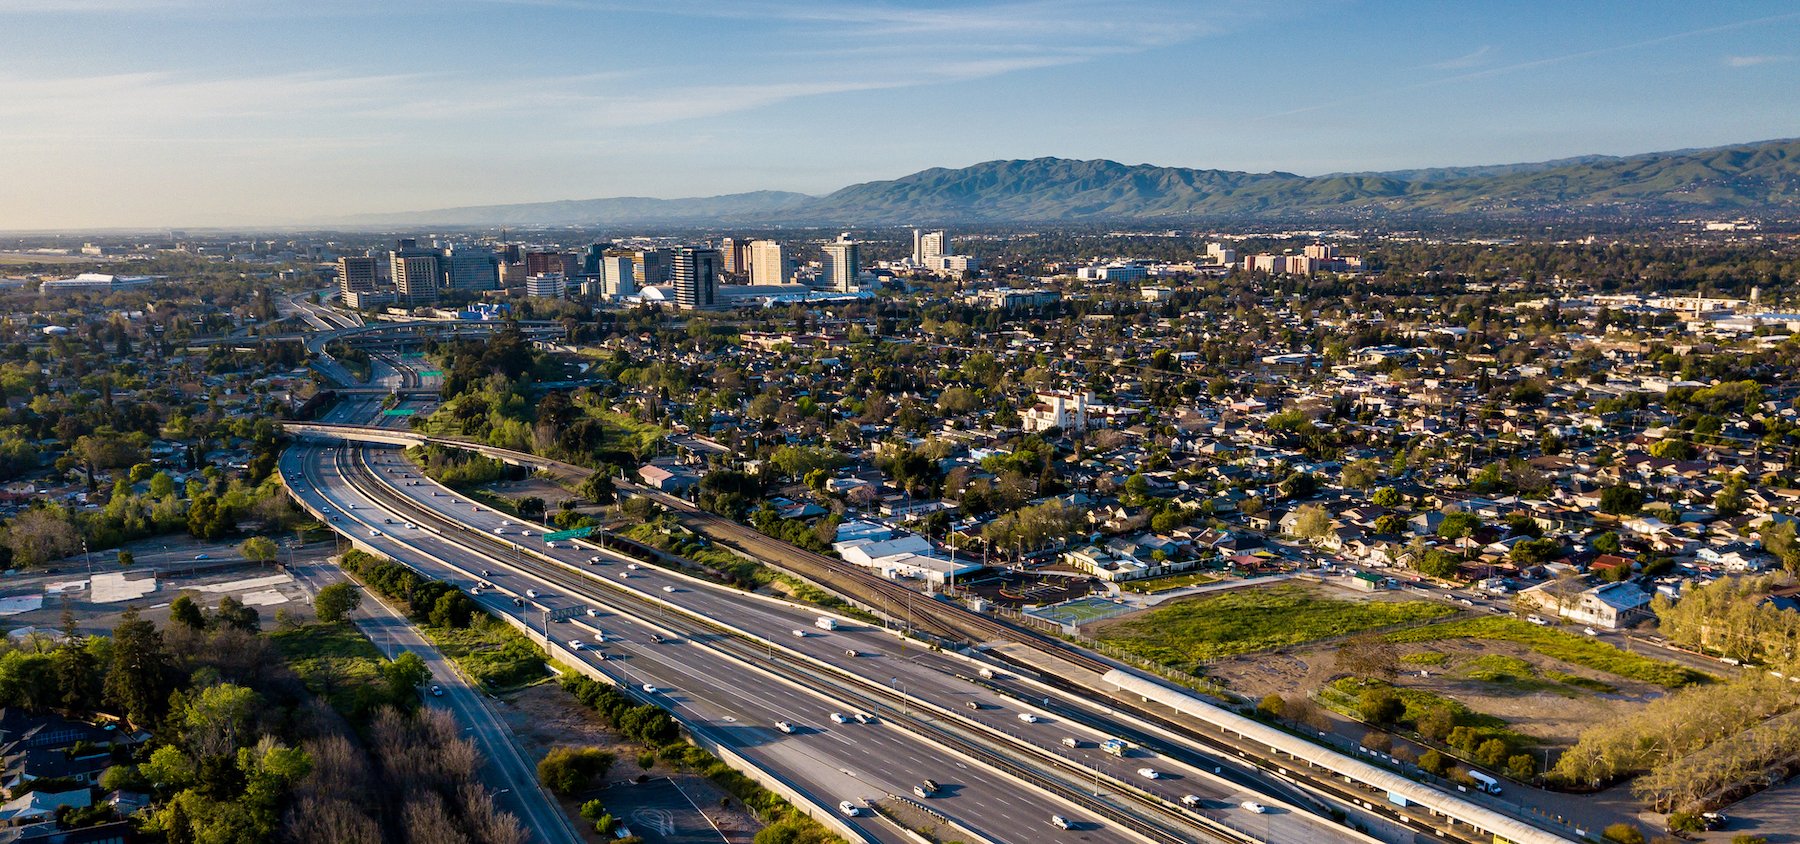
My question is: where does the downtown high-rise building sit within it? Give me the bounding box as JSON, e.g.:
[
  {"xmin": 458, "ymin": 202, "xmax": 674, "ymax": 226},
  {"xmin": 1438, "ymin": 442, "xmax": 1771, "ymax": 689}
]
[
  {"xmin": 748, "ymin": 240, "xmax": 793, "ymax": 285},
  {"xmin": 445, "ymin": 245, "xmax": 499, "ymax": 291},
  {"xmin": 670, "ymin": 246, "xmax": 721, "ymax": 309},
  {"xmin": 720, "ymin": 237, "xmax": 752, "ymax": 277},
  {"xmin": 600, "ymin": 255, "xmax": 637, "ymax": 297},
  {"xmin": 821, "ymin": 233, "xmax": 861, "ymax": 293},
  {"xmin": 337, "ymin": 255, "xmax": 377, "ymax": 296},
  {"xmin": 525, "ymin": 272, "xmax": 566, "ymax": 299},
  {"xmin": 913, "ymin": 229, "xmax": 948, "ymax": 265},
  {"xmin": 634, "ymin": 248, "xmax": 671, "ymax": 288},
  {"xmin": 390, "ymin": 239, "xmax": 442, "ymax": 304}
]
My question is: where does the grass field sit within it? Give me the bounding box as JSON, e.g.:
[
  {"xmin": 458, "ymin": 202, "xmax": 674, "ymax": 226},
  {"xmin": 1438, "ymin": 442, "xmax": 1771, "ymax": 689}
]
[
  {"xmin": 1387, "ymin": 616, "xmax": 1711, "ymax": 688},
  {"xmin": 271, "ymin": 621, "xmax": 396, "ymax": 718},
  {"xmin": 1094, "ymin": 584, "xmax": 1456, "ymax": 669},
  {"xmin": 1119, "ymin": 570, "xmax": 1224, "ymax": 594},
  {"xmin": 425, "ymin": 615, "xmax": 547, "ymax": 692}
]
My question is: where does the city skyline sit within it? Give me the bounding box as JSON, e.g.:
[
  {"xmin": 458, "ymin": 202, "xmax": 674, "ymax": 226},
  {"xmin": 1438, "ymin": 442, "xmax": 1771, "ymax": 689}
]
[{"xmin": 3, "ymin": 0, "xmax": 1799, "ymax": 229}]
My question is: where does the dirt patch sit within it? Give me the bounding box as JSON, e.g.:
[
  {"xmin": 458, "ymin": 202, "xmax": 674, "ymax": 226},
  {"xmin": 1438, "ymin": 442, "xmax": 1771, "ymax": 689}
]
[
  {"xmin": 496, "ymin": 682, "xmax": 762, "ymax": 843},
  {"xmin": 1208, "ymin": 637, "xmax": 1667, "ymax": 747}
]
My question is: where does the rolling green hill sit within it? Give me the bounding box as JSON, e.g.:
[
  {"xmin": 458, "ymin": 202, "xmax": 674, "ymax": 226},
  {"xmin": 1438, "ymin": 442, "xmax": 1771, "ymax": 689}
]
[{"xmin": 344, "ymin": 137, "xmax": 1800, "ymax": 226}]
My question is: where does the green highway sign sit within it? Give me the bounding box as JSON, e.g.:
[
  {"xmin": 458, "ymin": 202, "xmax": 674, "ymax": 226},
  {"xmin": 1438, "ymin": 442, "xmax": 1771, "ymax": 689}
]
[
  {"xmin": 418, "ymin": 369, "xmax": 444, "ymax": 377},
  {"xmin": 382, "ymin": 408, "xmax": 417, "ymax": 416},
  {"xmin": 543, "ymin": 526, "xmax": 595, "ymax": 541}
]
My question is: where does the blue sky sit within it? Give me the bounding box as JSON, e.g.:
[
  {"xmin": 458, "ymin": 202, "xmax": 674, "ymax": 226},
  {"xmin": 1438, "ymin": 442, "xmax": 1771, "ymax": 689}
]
[{"xmin": 2, "ymin": 0, "xmax": 1797, "ymax": 228}]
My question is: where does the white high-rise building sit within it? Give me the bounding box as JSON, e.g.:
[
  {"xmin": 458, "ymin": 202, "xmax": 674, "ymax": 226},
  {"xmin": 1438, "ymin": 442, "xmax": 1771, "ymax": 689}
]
[
  {"xmin": 821, "ymin": 233, "xmax": 861, "ymax": 293},
  {"xmin": 913, "ymin": 229, "xmax": 948, "ymax": 265},
  {"xmin": 525, "ymin": 272, "xmax": 566, "ymax": 299},
  {"xmin": 600, "ymin": 255, "xmax": 637, "ymax": 297},
  {"xmin": 749, "ymin": 240, "xmax": 794, "ymax": 285}
]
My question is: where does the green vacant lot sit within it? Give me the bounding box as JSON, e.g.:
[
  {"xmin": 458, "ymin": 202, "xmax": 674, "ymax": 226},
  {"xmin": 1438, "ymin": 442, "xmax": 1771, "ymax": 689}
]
[
  {"xmin": 1387, "ymin": 616, "xmax": 1711, "ymax": 689},
  {"xmin": 1096, "ymin": 584, "xmax": 1455, "ymax": 668}
]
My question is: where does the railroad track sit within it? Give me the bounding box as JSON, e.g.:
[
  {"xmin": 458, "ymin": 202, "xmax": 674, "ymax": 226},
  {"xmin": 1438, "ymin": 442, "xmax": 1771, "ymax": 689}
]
[{"xmin": 334, "ymin": 445, "xmax": 1257, "ymax": 844}]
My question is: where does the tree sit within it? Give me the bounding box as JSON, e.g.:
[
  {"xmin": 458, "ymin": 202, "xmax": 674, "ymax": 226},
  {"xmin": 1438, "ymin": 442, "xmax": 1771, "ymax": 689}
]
[
  {"xmin": 537, "ymin": 746, "xmax": 613, "ymax": 795},
  {"xmin": 1592, "ymin": 531, "xmax": 1622, "ymax": 555},
  {"xmin": 517, "ymin": 497, "xmax": 546, "ymax": 519},
  {"xmin": 116, "ymin": 549, "xmax": 133, "ymax": 567},
  {"xmin": 1417, "ymin": 705, "xmax": 1456, "ymax": 741},
  {"xmin": 1357, "ymin": 685, "xmax": 1405, "ymax": 725},
  {"xmin": 1506, "ymin": 754, "xmax": 1535, "ymax": 781},
  {"xmin": 105, "ymin": 608, "xmax": 172, "ymax": 728},
  {"xmin": 313, "ymin": 582, "xmax": 362, "ymax": 624},
  {"xmin": 169, "ymin": 595, "xmax": 205, "ymax": 631},
  {"xmin": 1437, "ymin": 511, "xmax": 1481, "ymax": 541},
  {"xmin": 579, "ymin": 472, "xmax": 616, "ymax": 506},
  {"xmin": 1290, "ymin": 504, "xmax": 1333, "ymax": 542},
  {"xmin": 214, "ymin": 595, "xmax": 260, "ymax": 632},
  {"xmin": 1599, "ymin": 485, "xmax": 1645, "ymax": 516},
  {"xmin": 1340, "ymin": 459, "xmax": 1383, "ymax": 490},
  {"xmin": 148, "ymin": 471, "xmax": 176, "ymax": 498},
  {"xmin": 1256, "ymin": 694, "xmax": 1285, "ymax": 719},
  {"xmin": 1, "ymin": 507, "xmax": 81, "ymax": 567},
  {"xmin": 1336, "ymin": 634, "xmax": 1399, "ymax": 681},
  {"xmin": 1602, "ymin": 823, "xmax": 1645, "ymax": 844},
  {"xmin": 238, "ymin": 536, "xmax": 278, "ymax": 564},
  {"xmin": 1418, "ymin": 749, "xmax": 1448, "ymax": 775},
  {"xmin": 383, "ymin": 651, "xmax": 431, "ymax": 693},
  {"xmin": 181, "ymin": 682, "xmax": 262, "ymax": 758},
  {"xmin": 1371, "ymin": 487, "xmax": 1403, "ymax": 509},
  {"xmin": 142, "ymin": 744, "xmax": 195, "ymax": 790}
]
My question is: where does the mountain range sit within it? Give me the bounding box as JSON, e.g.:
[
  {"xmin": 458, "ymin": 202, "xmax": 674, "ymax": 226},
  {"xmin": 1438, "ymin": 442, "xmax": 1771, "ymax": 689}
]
[{"xmin": 343, "ymin": 137, "xmax": 1800, "ymax": 227}]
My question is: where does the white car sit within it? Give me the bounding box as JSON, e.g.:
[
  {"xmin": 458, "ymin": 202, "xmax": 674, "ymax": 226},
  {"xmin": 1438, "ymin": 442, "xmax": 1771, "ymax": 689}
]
[
  {"xmin": 1584, "ymin": 627, "xmax": 1599, "ymax": 636},
  {"xmin": 776, "ymin": 721, "xmax": 795, "ymax": 734},
  {"xmin": 791, "ymin": 629, "xmax": 806, "ymax": 638},
  {"xmin": 525, "ymin": 589, "xmax": 538, "ymax": 598},
  {"xmin": 1180, "ymin": 794, "xmax": 1201, "ymax": 808},
  {"xmin": 627, "ymin": 563, "xmax": 641, "ymax": 570},
  {"xmin": 369, "ymin": 529, "xmax": 382, "ymax": 537},
  {"xmin": 588, "ymin": 556, "xmax": 603, "ymax": 564},
  {"xmin": 1136, "ymin": 767, "xmax": 1159, "ymax": 780},
  {"xmin": 1049, "ymin": 815, "xmax": 1070, "ymax": 829},
  {"xmin": 1018, "ymin": 713, "xmax": 1039, "ymax": 723},
  {"xmin": 493, "ymin": 527, "xmax": 506, "ymax": 535},
  {"xmin": 618, "ymin": 572, "xmax": 630, "ymax": 579},
  {"xmin": 854, "ymin": 712, "xmax": 872, "ymax": 724},
  {"xmin": 568, "ymin": 640, "xmax": 584, "ymax": 650},
  {"xmin": 662, "ymin": 585, "xmax": 676, "ymax": 593},
  {"xmin": 641, "ymin": 684, "xmax": 657, "ymax": 694},
  {"xmin": 838, "ymin": 801, "xmax": 859, "ymax": 817},
  {"xmin": 830, "ymin": 712, "xmax": 848, "ymax": 723},
  {"xmin": 586, "ymin": 608, "xmax": 601, "ymax": 617},
  {"xmin": 1240, "ymin": 801, "xmax": 1266, "ymax": 814}
]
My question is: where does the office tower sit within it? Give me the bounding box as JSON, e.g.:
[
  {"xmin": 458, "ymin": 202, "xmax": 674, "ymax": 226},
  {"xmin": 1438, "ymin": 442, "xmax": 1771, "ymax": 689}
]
[
  {"xmin": 444, "ymin": 245, "xmax": 499, "ymax": 291},
  {"xmin": 749, "ymin": 240, "xmax": 793, "ymax": 285},
  {"xmin": 581, "ymin": 242, "xmax": 610, "ymax": 278},
  {"xmin": 670, "ymin": 247, "xmax": 720, "ymax": 309},
  {"xmin": 913, "ymin": 229, "xmax": 947, "ymax": 265},
  {"xmin": 524, "ymin": 250, "xmax": 572, "ymax": 278},
  {"xmin": 821, "ymin": 233, "xmax": 860, "ymax": 293},
  {"xmin": 525, "ymin": 272, "xmax": 566, "ymax": 299},
  {"xmin": 336, "ymin": 255, "xmax": 377, "ymax": 296},
  {"xmin": 390, "ymin": 239, "xmax": 442, "ymax": 304},
  {"xmin": 391, "ymin": 254, "xmax": 441, "ymax": 304},
  {"xmin": 634, "ymin": 248, "xmax": 671, "ymax": 287},
  {"xmin": 720, "ymin": 237, "xmax": 752, "ymax": 277},
  {"xmin": 601, "ymin": 255, "xmax": 637, "ymax": 297}
]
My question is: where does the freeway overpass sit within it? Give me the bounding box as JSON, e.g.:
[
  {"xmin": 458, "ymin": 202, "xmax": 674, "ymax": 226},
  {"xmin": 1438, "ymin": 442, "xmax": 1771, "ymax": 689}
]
[{"xmin": 280, "ymin": 421, "xmax": 1579, "ymax": 844}]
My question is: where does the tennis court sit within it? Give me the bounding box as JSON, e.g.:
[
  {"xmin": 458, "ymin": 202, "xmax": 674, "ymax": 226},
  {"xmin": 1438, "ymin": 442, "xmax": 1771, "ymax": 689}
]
[{"xmin": 1025, "ymin": 595, "xmax": 1134, "ymax": 627}]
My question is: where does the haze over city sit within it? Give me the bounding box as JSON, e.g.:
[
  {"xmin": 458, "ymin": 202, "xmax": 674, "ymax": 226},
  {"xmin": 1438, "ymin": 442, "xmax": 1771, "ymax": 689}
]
[{"xmin": 3, "ymin": 0, "xmax": 1799, "ymax": 228}]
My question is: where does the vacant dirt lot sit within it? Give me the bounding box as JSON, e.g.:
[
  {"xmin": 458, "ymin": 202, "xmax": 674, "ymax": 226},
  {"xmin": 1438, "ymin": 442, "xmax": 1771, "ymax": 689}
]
[{"xmin": 1208, "ymin": 636, "xmax": 1669, "ymax": 747}]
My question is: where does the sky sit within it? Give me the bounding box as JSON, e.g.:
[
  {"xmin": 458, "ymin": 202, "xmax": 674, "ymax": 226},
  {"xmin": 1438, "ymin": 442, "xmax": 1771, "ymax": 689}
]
[{"xmin": 2, "ymin": 0, "xmax": 1798, "ymax": 229}]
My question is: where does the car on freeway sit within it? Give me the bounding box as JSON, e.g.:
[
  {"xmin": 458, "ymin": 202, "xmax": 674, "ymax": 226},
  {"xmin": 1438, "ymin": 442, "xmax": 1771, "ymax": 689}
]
[
  {"xmin": 1136, "ymin": 767, "xmax": 1160, "ymax": 780},
  {"xmin": 922, "ymin": 778, "xmax": 939, "ymax": 792},
  {"xmin": 791, "ymin": 629, "xmax": 806, "ymax": 638},
  {"xmin": 618, "ymin": 572, "xmax": 630, "ymax": 579},
  {"xmin": 1018, "ymin": 713, "xmax": 1039, "ymax": 723},
  {"xmin": 776, "ymin": 721, "xmax": 795, "ymax": 734},
  {"xmin": 1049, "ymin": 815, "xmax": 1069, "ymax": 829},
  {"xmin": 1180, "ymin": 794, "xmax": 1201, "ymax": 808},
  {"xmin": 1240, "ymin": 801, "xmax": 1266, "ymax": 814},
  {"xmin": 641, "ymin": 684, "xmax": 657, "ymax": 694},
  {"xmin": 429, "ymin": 685, "xmax": 443, "ymax": 697},
  {"xmin": 525, "ymin": 589, "xmax": 538, "ymax": 598},
  {"xmin": 586, "ymin": 608, "xmax": 601, "ymax": 617},
  {"xmin": 662, "ymin": 585, "xmax": 676, "ymax": 593},
  {"xmin": 649, "ymin": 633, "xmax": 664, "ymax": 643},
  {"xmin": 369, "ymin": 529, "xmax": 382, "ymax": 537},
  {"xmin": 837, "ymin": 801, "xmax": 859, "ymax": 817},
  {"xmin": 854, "ymin": 712, "xmax": 873, "ymax": 724},
  {"xmin": 493, "ymin": 527, "xmax": 506, "ymax": 535},
  {"xmin": 194, "ymin": 553, "xmax": 210, "ymax": 560},
  {"xmin": 913, "ymin": 785, "xmax": 930, "ymax": 798},
  {"xmin": 588, "ymin": 556, "xmax": 603, "ymax": 564},
  {"xmin": 568, "ymin": 640, "xmax": 584, "ymax": 650},
  {"xmin": 1584, "ymin": 627, "xmax": 1600, "ymax": 636},
  {"xmin": 627, "ymin": 563, "xmax": 640, "ymax": 570},
  {"xmin": 830, "ymin": 712, "xmax": 848, "ymax": 724}
]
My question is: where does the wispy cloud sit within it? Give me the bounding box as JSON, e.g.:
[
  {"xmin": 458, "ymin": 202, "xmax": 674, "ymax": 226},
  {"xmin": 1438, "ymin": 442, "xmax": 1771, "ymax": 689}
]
[
  {"xmin": 1726, "ymin": 54, "xmax": 1793, "ymax": 67},
  {"xmin": 1429, "ymin": 45, "xmax": 1493, "ymax": 70},
  {"xmin": 1261, "ymin": 10, "xmax": 1800, "ymax": 120}
]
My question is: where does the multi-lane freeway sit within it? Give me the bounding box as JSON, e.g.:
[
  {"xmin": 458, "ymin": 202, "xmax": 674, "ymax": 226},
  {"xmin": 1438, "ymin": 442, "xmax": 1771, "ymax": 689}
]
[{"xmin": 283, "ymin": 438, "xmax": 1381, "ymax": 844}]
